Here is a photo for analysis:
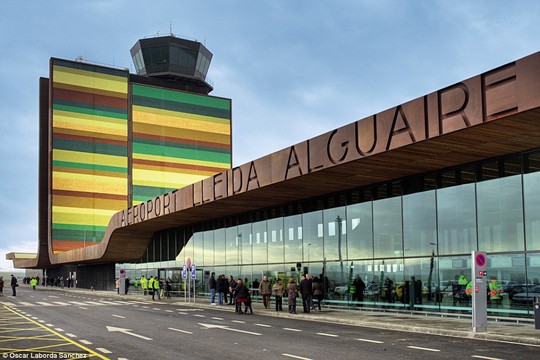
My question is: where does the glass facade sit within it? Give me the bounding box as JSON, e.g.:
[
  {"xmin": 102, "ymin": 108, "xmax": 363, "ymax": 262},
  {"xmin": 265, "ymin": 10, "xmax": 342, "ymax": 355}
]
[{"xmin": 119, "ymin": 150, "xmax": 540, "ymax": 318}]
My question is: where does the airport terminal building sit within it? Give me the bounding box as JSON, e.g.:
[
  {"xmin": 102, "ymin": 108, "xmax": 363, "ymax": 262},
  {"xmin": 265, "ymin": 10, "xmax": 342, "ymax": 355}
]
[{"xmin": 8, "ymin": 37, "xmax": 540, "ymax": 319}]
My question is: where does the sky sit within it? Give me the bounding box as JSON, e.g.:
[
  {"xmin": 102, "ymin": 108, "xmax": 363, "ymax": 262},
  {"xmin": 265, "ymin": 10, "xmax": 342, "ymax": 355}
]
[{"xmin": 1, "ymin": 1, "xmax": 539, "ymax": 271}]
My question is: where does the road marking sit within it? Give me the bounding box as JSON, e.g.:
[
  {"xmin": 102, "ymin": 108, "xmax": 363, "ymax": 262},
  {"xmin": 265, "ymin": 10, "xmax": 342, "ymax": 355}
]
[
  {"xmin": 283, "ymin": 354, "xmax": 312, "ymax": 360},
  {"xmin": 66, "ymin": 333, "xmax": 77, "ymax": 338},
  {"xmin": 78, "ymin": 307, "xmax": 88, "ymax": 310},
  {"xmin": 283, "ymin": 328, "xmax": 302, "ymax": 332},
  {"xmin": 168, "ymin": 327, "xmax": 193, "ymax": 334},
  {"xmin": 316, "ymin": 332, "xmax": 339, "ymax": 337},
  {"xmin": 85, "ymin": 301, "xmax": 105, "ymax": 305},
  {"xmin": 153, "ymin": 308, "xmax": 161, "ymax": 310},
  {"xmin": 357, "ymin": 338, "xmax": 384, "ymax": 344},
  {"xmin": 165, "ymin": 310, "xmax": 173, "ymax": 313},
  {"xmin": 254, "ymin": 323, "xmax": 272, "ymax": 327},
  {"xmin": 3, "ymin": 305, "xmax": 108, "ymax": 359},
  {"xmin": 55, "ymin": 328, "xmax": 64, "ymax": 332},
  {"xmin": 68, "ymin": 301, "xmax": 89, "ymax": 306},
  {"xmin": 80, "ymin": 340, "xmax": 92, "ymax": 345},
  {"xmin": 106, "ymin": 326, "xmax": 153, "ymax": 340},
  {"xmin": 211, "ymin": 317, "xmax": 224, "ymax": 320},
  {"xmin": 194, "ymin": 314, "xmax": 205, "ymax": 317},
  {"xmin": 18, "ymin": 301, "xmax": 34, "ymax": 306},
  {"xmin": 472, "ymin": 356, "xmax": 504, "ymax": 360},
  {"xmin": 231, "ymin": 320, "xmax": 245, "ymax": 324},
  {"xmin": 96, "ymin": 348, "xmax": 112, "ymax": 354},
  {"xmin": 199, "ymin": 323, "xmax": 262, "ymax": 336},
  {"xmin": 48, "ymin": 295, "xmax": 59, "ymax": 298},
  {"xmin": 407, "ymin": 345, "xmax": 440, "ymax": 352},
  {"xmin": 46, "ymin": 323, "xmax": 54, "ymax": 326},
  {"xmin": 38, "ymin": 320, "xmax": 45, "ymax": 323},
  {"xmin": 36, "ymin": 302, "xmax": 54, "ymax": 306},
  {"xmin": 112, "ymin": 314, "xmax": 125, "ymax": 319},
  {"xmin": 52, "ymin": 301, "xmax": 71, "ymax": 306},
  {"xmin": 177, "ymin": 311, "xmax": 188, "ymax": 315}
]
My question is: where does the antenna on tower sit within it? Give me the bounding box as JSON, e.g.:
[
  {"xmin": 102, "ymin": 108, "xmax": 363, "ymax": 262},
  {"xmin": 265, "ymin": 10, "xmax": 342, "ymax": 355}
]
[{"xmin": 170, "ymin": 21, "xmax": 173, "ymax": 36}]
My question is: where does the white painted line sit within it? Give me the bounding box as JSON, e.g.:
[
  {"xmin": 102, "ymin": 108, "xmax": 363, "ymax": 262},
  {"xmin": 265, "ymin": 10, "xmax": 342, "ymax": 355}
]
[
  {"xmin": 407, "ymin": 346, "xmax": 440, "ymax": 352},
  {"xmin": 36, "ymin": 302, "xmax": 54, "ymax": 306},
  {"xmin": 168, "ymin": 327, "xmax": 193, "ymax": 334},
  {"xmin": 198, "ymin": 323, "xmax": 262, "ymax": 336},
  {"xmin": 96, "ymin": 348, "xmax": 112, "ymax": 354},
  {"xmin": 31, "ymin": 317, "xmax": 38, "ymax": 320},
  {"xmin": 78, "ymin": 307, "xmax": 88, "ymax": 310},
  {"xmin": 48, "ymin": 295, "xmax": 59, "ymax": 298},
  {"xmin": 52, "ymin": 302, "xmax": 71, "ymax": 306},
  {"xmin": 316, "ymin": 332, "xmax": 339, "ymax": 337},
  {"xmin": 46, "ymin": 324, "xmax": 54, "ymax": 327},
  {"xmin": 193, "ymin": 314, "xmax": 205, "ymax": 317},
  {"xmin": 55, "ymin": 328, "xmax": 64, "ymax": 332},
  {"xmin": 18, "ymin": 301, "xmax": 35, "ymax": 306},
  {"xmin": 68, "ymin": 301, "xmax": 89, "ymax": 306},
  {"xmin": 84, "ymin": 301, "xmax": 105, "ymax": 305},
  {"xmin": 471, "ymin": 356, "xmax": 504, "ymax": 360},
  {"xmin": 231, "ymin": 320, "xmax": 245, "ymax": 324},
  {"xmin": 357, "ymin": 338, "xmax": 384, "ymax": 344},
  {"xmin": 142, "ymin": 306, "xmax": 149, "ymax": 309},
  {"xmin": 38, "ymin": 320, "xmax": 45, "ymax": 323},
  {"xmin": 165, "ymin": 310, "xmax": 173, "ymax": 313},
  {"xmin": 282, "ymin": 354, "xmax": 312, "ymax": 360},
  {"xmin": 112, "ymin": 314, "xmax": 125, "ymax": 319},
  {"xmin": 177, "ymin": 312, "xmax": 188, "ymax": 315},
  {"xmin": 80, "ymin": 340, "xmax": 92, "ymax": 345},
  {"xmin": 283, "ymin": 328, "xmax": 302, "ymax": 332},
  {"xmin": 254, "ymin": 323, "xmax": 272, "ymax": 327},
  {"xmin": 66, "ymin": 333, "xmax": 77, "ymax": 338},
  {"xmin": 211, "ymin": 317, "xmax": 224, "ymax": 320}
]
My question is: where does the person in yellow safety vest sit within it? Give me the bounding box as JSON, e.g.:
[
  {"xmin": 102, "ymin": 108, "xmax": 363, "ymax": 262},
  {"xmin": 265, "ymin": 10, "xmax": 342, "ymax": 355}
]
[
  {"xmin": 30, "ymin": 277, "xmax": 38, "ymax": 290},
  {"xmin": 489, "ymin": 276, "xmax": 503, "ymax": 303},
  {"xmin": 140, "ymin": 275, "xmax": 147, "ymax": 296},
  {"xmin": 458, "ymin": 274, "xmax": 468, "ymax": 286},
  {"xmin": 149, "ymin": 276, "xmax": 160, "ymax": 301}
]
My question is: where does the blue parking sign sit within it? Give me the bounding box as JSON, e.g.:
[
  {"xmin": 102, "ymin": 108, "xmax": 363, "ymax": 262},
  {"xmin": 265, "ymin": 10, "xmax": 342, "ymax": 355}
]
[{"xmin": 191, "ymin": 264, "xmax": 196, "ymax": 279}]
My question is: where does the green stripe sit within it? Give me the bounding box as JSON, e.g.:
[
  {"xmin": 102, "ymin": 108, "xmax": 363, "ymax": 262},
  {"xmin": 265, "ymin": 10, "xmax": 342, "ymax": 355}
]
[
  {"xmin": 53, "ymin": 98, "xmax": 127, "ymax": 115},
  {"xmin": 132, "ymin": 84, "xmax": 230, "ymax": 110},
  {"xmin": 53, "ymin": 103, "xmax": 128, "ymax": 120},
  {"xmin": 54, "ymin": 139, "xmax": 127, "ymax": 157},
  {"xmin": 53, "ymin": 160, "xmax": 127, "ymax": 173},
  {"xmin": 133, "ymin": 142, "xmax": 231, "ymax": 164},
  {"xmin": 133, "ymin": 185, "xmax": 177, "ymax": 199},
  {"xmin": 53, "ymin": 58, "xmax": 128, "ymax": 78},
  {"xmin": 132, "ymin": 95, "xmax": 230, "ymax": 119},
  {"xmin": 51, "ymin": 227, "xmax": 106, "ymax": 242},
  {"xmin": 133, "ymin": 137, "xmax": 230, "ymax": 154}
]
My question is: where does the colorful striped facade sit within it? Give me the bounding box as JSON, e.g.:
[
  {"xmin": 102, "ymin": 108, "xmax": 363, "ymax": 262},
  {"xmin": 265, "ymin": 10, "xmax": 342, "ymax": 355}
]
[
  {"xmin": 131, "ymin": 84, "xmax": 231, "ymax": 204},
  {"xmin": 49, "ymin": 59, "xmax": 231, "ymax": 253}
]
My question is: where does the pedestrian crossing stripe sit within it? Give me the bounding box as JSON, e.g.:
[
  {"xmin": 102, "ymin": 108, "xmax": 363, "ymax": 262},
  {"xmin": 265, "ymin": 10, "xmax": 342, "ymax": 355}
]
[{"xmin": 0, "ymin": 300, "xmax": 141, "ymax": 308}]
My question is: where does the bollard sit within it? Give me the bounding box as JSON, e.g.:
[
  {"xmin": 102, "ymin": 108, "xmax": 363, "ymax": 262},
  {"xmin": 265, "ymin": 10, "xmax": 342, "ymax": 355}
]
[{"xmin": 535, "ymin": 296, "xmax": 540, "ymax": 330}]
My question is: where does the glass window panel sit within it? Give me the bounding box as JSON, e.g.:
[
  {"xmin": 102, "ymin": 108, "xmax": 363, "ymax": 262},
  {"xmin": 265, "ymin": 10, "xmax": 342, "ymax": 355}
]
[
  {"xmin": 373, "ymin": 197, "xmax": 403, "ymax": 258},
  {"xmin": 214, "ymin": 228, "xmax": 226, "ymax": 266},
  {"xmin": 252, "ymin": 220, "xmax": 267, "ymax": 264},
  {"xmin": 437, "ymin": 255, "xmax": 471, "ymax": 308},
  {"xmin": 403, "ymin": 190, "xmax": 436, "ymax": 257},
  {"xmin": 225, "ymin": 226, "xmax": 238, "ymax": 266},
  {"xmin": 524, "ymin": 172, "xmax": 540, "ymax": 251},
  {"xmin": 170, "ymin": 46, "xmax": 180, "ymax": 65},
  {"xmin": 477, "ymin": 175, "xmax": 524, "ymax": 252},
  {"xmin": 238, "ymin": 223, "xmax": 252, "ymax": 265},
  {"xmin": 437, "ymin": 183, "xmax": 477, "ymax": 255},
  {"xmin": 404, "ymin": 256, "xmax": 438, "ymax": 305},
  {"xmin": 347, "ymin": 202, "xmax": 373, "ymax": 260},
  {"xmin": 285, "ymin": 215, "xmax": 302, "ymax": 263},
  {"xmin": 203, "ymin": 230, "xmax": 214, "ymax": 266},
  {"xmin": 323, "ymin": 207, "xmax": 346, "ymax": 262},
  {"xmin": 303, "ymin": 211, "xmax": 323, "ymax": 263},
  {"xmin": 268, "ymin": 218, "xmax": 284, "ymax": 264},
  {"xmin": 193, "ymin": 232, "xmax": 203, "ymax": 266}
]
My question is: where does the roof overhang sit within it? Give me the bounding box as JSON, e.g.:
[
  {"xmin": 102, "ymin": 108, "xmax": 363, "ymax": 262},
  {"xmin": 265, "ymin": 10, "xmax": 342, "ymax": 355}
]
[{"xmin": 13, "ymin": 51, "xmax": 540, "ymax": 268}]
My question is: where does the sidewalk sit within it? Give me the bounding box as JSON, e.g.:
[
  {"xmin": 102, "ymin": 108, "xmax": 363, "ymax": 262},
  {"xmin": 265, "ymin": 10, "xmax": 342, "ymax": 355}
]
[{"xmin": 46, "ymin": 286, "xmax": 540, "ymax": 346}]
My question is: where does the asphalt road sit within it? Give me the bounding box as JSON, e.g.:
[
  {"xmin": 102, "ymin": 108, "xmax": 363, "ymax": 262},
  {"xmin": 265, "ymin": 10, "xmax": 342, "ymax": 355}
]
[{"xmin": 1, "ymin": 287, "xmax": 539, "ymax": 359}]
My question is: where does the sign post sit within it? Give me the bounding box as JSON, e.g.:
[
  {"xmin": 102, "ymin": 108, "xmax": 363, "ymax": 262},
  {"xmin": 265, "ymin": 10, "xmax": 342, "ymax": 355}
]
[
  {"xmin": 182, "ymin": 264, "xmax": 187, "ymax": 303},
  {"xmin": 472, "ymin": 251, "xmax": 487, "ymax": 333},
  {"xmin": 191, "ymin": 264, "xmax": 196, "ymax": 303}
]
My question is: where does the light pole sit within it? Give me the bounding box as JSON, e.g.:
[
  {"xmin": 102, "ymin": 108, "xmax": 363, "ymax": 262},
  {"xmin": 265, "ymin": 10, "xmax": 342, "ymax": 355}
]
[{"xmin": 308, "ymin": 243, "xmax": 311, "ymax": 263}]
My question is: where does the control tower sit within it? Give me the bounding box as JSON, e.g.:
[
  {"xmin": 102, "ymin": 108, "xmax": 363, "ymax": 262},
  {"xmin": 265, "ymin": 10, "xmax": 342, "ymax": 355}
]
[{"xmin": 130, "ymin": 35, "xmax": 213, "ymax": 94}]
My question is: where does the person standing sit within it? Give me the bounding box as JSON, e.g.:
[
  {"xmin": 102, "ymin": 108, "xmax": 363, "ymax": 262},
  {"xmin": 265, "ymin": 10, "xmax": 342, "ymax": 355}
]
[
  {"xmin": 11, "ymin": 275, "xmax": 18, "ymax": 296},
  {"xmin": 115, "ymin": 278, "xmax": 120, "ymax": 294},
  {"xmin": 209, "ymin": 272, "xmax": 217, "ymax": 305},
  {"xmin": 312, "ymin": 277, "xmax": 323, "ymax": 311},
  {"xmin": 300, "ymin": 274, "xmax": 313, "ymax": 313},
  {"xmin": 272, "ymin": 278, "xmax": 284, "ymax": 311},
  {"xmin": 228, "ymin": 275, "xmax": 236, "ymax": 305},
  {"xmin": 259, "ymin": 275, "xmax": 272, "ymax": 309},
  {"xmin": 287, "ymin": 278, "xmax": 298, "ymax": 314},
  {"xmin": 165, "ymin": 277, "xmax": 172, "ymax": 299},
  {"xmin": 217, "ymin": 274, "xmax": 226, "ymax": 305},
  {"xmin": 30, "ymin": 277, "xmax": 38, "ymax": 290},
  {"xmin": 125, "ymin": 277, "xmax": 130, "ymax": 294},
  {"xmin": 140, "ymin": 275, "xmax": 148, "ymax": 296},
  {"xmin": 353, "ymin": 276, "xmax": 366, "ymax": 304},
  {"xmin": 0, "ymin": 276, "xmax": 4, "ymax": 296}
]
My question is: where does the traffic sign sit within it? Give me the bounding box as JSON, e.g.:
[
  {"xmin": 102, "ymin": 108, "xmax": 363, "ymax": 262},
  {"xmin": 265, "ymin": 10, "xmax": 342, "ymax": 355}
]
[
  {"xmin": 182, "ymin": 265, "xmax": 187, "ymax": 279},
  {"xmin": 191, "ymin": 264, "xmax": 196, "ymax": 279},
  {"xmin": 475, "ymin": 253, "xmax": 486, "ymax": 267}
]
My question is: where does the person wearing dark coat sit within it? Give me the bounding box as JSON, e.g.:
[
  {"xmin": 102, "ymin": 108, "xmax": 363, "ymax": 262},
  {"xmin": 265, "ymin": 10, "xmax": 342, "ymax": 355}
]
[
  {"xmin": 234, "ymin": 279, "xmax": 251, "ymax": 314},
  {"xmin": 11, "ymin": 275, "xmax": 18, "ymax": 296},
  {"xmin": 300, "ymin": 274, "xmax": 313, "ymax": 313},
  {"xmin": 217, "ymin": 274, "xmax": 227, "ymax": 305}
]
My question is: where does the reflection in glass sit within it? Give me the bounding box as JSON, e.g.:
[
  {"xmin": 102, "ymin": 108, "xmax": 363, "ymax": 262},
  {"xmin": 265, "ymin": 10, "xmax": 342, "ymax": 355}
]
[
  {"xmin": 477, "ymin": 175, "xmax": 524, "ymax": 252},
  {"xmin": 268, "ymin": 218, "xmax": 284, "ymax": 264},
  {"xmin": 323, "ymin": 207, "xmax": 346, "ymax": 262},
  {"xmin": 403, "ymin": 191, "xmax": 436, "ymax": 257},
  {"xmin": 373, "ymin": 197, "xmax": 402, "ymax": 258},
  {"xmin": 285, "ymin": 215, "xmax": 302, "ymax": 263},
  {"xmin": 252, "ymin": 220, "xmax": 268, "ymax": 264},
  {"xmin": 303, "ymin": 211, "xmax": 322, "ymax": 262},
  {"xmin": 524, "ymin": 172, "xmax": 540, "ymax": 251},
  {"xmin": 347, "ymin": 202, "xmax": 373, "ymax": 260}
]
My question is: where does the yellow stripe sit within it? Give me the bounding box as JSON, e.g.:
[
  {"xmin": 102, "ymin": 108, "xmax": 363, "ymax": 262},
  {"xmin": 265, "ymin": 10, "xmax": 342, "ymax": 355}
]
[
  {"xmin": 54, "ymin": 149, "xmax": 127, "ymax": 168},
  {"xmin": 53, "ymin": 172, "xmax": 128, "ymax": 195},
  {"xmin": 133, "ymin": 169, "xmax": 209, "ymax": 188},
  {"xmin": 133, "ymin": 107, "xmax": 231, "ymax": 134},
  {"xmin": 133, "ymin": 152, "xmax": 229, "ymax": 169},
  {"xmin": 53, "ymin": 194, "xmax": 126, "ymax": 210},
  {"xmin": 3, "ymin": 306, "xmax": 110, "ymax": 360},
  {"xmin": 54, "ymin": 110, "xmax": 127, "ymax": 135},
  {"xmin": 134, "ymin": 162, "xmax": 221, "ymax": 176},
  {"xmin": 53, "ymin": 207, "xmax": 116, "ymax": 226},
  {"xmin": 53, "ymin": 65, "xmax": 127, "ymax": 94}
]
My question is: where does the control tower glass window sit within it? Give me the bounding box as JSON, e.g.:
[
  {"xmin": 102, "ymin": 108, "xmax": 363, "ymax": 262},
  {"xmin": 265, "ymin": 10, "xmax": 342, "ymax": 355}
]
[
  {"xmin": 132, "ymin": 49, "xmax": 145, "ymax": 74},
  {"xmin": 142, "ymin": 46, "xmax": 169, "ymax": 73}
]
